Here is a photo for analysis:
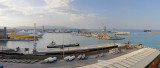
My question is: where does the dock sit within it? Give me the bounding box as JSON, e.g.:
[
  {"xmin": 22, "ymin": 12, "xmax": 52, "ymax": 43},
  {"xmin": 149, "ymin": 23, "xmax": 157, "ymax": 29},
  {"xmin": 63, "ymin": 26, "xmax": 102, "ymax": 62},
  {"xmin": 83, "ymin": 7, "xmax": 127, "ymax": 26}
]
[
  {"xmin": 0, "ymin": 43, "xmax": 127, "ymax": 55},
  {"xmin": 37, "ymin": 43, "xmax": 126, "ymax": 55},
  {"xmin": 0, "ymin": 43, "xmax": 159, "ymax": 68},
  {"xmin": 0, "ymin": 39, "xmax": 33, "ymax": 41}
]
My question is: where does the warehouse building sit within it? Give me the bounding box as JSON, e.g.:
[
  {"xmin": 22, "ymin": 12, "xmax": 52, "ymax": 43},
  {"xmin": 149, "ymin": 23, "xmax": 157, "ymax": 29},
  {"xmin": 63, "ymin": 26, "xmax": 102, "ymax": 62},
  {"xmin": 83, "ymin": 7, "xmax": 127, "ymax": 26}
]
[{"xmin": 0, "ymin": 27, "xmax": 7, "ymax": 39}]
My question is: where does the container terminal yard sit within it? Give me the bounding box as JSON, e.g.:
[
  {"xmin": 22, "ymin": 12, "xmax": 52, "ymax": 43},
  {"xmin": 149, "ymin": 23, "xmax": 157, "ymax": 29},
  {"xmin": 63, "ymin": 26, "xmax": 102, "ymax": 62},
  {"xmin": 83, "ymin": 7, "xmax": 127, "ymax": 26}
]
[{"xmin": 0, "ymin": 27, "xmax": 160, "ymax": 68}]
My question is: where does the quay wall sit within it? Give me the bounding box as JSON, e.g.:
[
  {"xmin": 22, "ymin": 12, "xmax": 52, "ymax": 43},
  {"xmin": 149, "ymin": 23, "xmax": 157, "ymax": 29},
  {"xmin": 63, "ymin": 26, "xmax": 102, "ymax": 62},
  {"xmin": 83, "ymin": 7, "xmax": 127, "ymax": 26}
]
[
  {"xmin": 0, "ymin": 45, "xmax": 128, "ymax": 60},
  {"xmin": 45, "ymin": 45, "xmax": 118, "ymax": 55},
  {"xmin": 0, "ymin": 43, "xmax": 129, "ymax": 59}
]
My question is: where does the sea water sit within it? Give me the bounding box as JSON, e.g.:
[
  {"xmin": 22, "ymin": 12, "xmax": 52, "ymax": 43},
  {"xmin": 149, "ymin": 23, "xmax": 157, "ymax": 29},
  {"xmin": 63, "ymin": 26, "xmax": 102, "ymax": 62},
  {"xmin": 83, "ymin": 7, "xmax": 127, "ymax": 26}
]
[{"xmin": 0, "ymin": 30, "xmax": 159, "ymax": 50}]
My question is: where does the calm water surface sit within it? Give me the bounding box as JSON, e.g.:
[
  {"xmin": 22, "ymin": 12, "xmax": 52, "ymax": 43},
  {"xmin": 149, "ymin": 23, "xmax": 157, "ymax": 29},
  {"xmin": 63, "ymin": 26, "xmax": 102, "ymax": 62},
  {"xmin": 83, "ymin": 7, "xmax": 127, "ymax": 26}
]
[{"xmin": 0, "ymin": 30, "xmax": 160, "ymax": 50}]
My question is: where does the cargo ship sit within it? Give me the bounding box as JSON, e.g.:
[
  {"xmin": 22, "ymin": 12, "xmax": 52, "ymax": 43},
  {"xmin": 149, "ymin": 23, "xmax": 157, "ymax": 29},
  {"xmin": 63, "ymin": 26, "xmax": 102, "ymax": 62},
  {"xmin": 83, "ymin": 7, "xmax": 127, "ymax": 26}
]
[
  {"xmin": 47, "ymin": 42, "xmax": 80, "ymax": 48},
  {"xmin": 144, "ymin": 30, "xmax": 151, "ymax": 32}
]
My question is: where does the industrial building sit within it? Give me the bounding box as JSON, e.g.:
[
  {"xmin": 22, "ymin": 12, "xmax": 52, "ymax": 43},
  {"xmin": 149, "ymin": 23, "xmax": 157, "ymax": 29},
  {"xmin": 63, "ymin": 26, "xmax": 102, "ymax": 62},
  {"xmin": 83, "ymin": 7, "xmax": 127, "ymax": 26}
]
[
  {"xmin": 0, "ymin": 27, "xmax": 7, "ymax": 39},
  {"xmin": 68, "ymin": 29, "xmax": 80, "ymax": 32}
]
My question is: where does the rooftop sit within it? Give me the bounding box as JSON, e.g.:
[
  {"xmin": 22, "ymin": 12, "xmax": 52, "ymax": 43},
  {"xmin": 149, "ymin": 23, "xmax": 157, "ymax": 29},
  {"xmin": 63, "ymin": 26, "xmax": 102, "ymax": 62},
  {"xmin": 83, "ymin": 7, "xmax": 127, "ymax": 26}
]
[{"xmin": 78, "ymin": 48, "xmax": 160, "ymax": 68}]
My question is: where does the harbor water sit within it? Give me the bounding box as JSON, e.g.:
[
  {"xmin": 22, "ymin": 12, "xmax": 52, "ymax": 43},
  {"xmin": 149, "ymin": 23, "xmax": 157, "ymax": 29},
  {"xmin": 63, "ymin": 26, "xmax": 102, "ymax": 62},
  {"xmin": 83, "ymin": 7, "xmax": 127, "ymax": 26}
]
[{"xmin": 0, "ymin": 30, "xmax": 160, "ymax": 51}]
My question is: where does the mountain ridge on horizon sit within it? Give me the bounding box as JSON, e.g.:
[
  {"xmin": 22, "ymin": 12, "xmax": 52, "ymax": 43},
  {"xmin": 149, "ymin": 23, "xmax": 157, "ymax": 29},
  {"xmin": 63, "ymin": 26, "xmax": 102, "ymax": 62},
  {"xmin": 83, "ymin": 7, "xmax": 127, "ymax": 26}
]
[
  {"xmin": 0, "ymin": 26, "xmax": 160, "ymax": 30},
  {"xmin": 0, "ymin": 25, "xmax": 72, "ymax": 29}
]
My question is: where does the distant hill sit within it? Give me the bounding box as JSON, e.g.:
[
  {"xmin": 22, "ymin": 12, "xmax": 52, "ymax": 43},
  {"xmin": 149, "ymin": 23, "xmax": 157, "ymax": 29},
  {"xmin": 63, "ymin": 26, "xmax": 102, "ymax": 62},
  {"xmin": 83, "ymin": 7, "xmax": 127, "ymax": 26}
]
[
  {"xmin": 9, "ymin": 25, "xmax": 72, "ymax": 29},
  {"xmin": 0, "ymin": 25, "xmax": 72, "ymax": 29}
]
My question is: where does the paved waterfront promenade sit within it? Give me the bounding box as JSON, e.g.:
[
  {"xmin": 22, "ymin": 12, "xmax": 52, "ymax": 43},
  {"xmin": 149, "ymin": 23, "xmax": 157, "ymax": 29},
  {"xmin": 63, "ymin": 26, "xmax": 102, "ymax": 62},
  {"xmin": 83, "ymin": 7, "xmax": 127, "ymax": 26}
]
[
  {"xmin": 0, "ymin": 43, "xmax": 124, "ymax": 55},
  {"xmin": 0, "ymin": 47, "xmax": 139, "ymax": 68},
  {"xmin": 1, "ymin": 43, "xmax": 152, "ymax": 68}
]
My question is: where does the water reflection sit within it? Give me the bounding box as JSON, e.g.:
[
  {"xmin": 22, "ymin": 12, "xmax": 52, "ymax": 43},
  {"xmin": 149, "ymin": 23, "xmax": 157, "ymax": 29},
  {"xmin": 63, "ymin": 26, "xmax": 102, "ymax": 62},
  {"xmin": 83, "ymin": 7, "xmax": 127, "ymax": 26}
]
[{"xmin": 0, "ymin": 41, "xmax": 8, "ymax": 46}]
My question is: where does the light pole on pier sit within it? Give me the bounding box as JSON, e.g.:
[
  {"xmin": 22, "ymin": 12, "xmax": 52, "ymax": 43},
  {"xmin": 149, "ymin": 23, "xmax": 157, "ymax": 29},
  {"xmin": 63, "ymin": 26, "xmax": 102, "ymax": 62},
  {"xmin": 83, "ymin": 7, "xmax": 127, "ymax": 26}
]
[{"xmin": 33, "ymin": 23, "xmax": 37, "ymax": 55}]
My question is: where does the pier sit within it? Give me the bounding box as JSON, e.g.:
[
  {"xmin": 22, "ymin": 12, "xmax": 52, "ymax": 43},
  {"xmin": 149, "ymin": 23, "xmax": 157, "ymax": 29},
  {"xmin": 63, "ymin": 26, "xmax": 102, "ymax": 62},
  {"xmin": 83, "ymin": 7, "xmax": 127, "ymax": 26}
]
[
  {"xmin": 37, "ymin": 43, "xmax": 125, "ymax": 55},
  {"xmin": 0, "ymin": 39, "xmax": 34, "ymax": 41},
  {"xmin": 0, "ymin": 43, "xmax": 127, "ymax": 56},
  {"xmin": 0, "ymin": 43, "xmax": 152, "ymax": 68}
]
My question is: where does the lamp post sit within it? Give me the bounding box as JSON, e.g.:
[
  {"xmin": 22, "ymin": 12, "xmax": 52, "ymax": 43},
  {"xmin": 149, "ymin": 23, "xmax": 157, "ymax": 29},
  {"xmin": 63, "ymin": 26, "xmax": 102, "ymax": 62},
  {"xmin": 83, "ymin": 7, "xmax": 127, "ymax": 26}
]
[{"xmin": 33, "ymin": 23, "xmax": 37, "ymax": 55}]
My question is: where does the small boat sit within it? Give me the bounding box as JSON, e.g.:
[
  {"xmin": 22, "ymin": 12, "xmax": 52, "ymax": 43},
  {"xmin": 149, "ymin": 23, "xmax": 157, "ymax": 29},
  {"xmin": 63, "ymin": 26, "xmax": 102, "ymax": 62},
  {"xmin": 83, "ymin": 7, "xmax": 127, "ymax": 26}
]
[
  {"xmin": 47, "ymin": 43, "xmax": 80, "ymax": 48},
  {"xmin": 15, "ymin": 47, "xmax": 20, "ymax": 52}
]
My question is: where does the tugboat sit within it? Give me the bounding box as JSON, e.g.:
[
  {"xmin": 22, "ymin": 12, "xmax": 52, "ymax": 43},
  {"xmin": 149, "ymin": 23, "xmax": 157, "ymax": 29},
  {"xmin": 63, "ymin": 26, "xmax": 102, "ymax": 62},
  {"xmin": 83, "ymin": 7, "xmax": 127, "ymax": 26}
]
[
  {"xmin": 47, "ymin": 40, "xmax": 80, "ymax": 48},
  {"xmin": 15, "ymin": 47, "xmax": 20, "ymax": 52}
]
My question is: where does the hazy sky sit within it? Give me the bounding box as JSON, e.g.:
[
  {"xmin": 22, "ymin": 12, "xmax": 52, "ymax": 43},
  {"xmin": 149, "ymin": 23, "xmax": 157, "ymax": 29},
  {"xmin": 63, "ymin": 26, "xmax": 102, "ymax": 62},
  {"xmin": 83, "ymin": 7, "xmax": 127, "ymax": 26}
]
[{"xmin": 0, "ymin": 0, "xmax": 160, "ymax": 29}]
